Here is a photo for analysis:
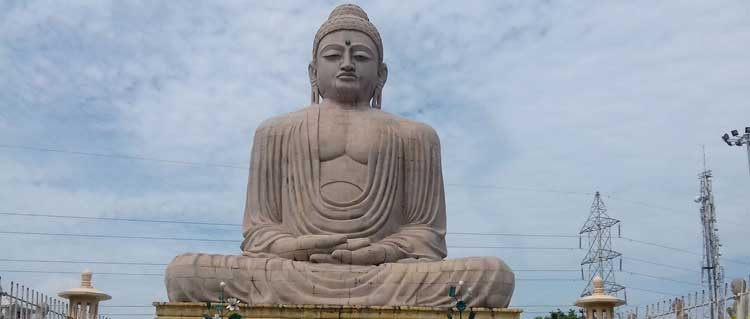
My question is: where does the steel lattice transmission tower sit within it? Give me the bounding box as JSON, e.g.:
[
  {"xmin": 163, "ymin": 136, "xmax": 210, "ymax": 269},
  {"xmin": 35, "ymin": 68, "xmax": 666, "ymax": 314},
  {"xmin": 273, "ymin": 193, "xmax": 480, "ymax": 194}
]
[
  {"xmin": 579, "ymin": 191, "xmax": 625, "ymax": 298},
  {"xmin": 694, "ymin": 166, "xmax": 725, "ymax": 319}
]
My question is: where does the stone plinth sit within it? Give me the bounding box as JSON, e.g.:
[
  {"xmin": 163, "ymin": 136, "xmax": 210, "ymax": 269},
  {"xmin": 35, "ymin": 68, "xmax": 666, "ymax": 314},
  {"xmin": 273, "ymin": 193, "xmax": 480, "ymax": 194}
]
[{"xmin": 153, "ymin": 302, "xmax": 522, "ymax": 319}]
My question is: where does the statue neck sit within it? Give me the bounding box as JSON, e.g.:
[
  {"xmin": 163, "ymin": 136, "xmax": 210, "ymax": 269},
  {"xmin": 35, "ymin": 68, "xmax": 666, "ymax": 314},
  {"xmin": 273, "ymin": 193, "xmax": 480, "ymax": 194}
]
[{"xmin": 320, "ymin": 99, "xmax": 371, "ymax": 110}]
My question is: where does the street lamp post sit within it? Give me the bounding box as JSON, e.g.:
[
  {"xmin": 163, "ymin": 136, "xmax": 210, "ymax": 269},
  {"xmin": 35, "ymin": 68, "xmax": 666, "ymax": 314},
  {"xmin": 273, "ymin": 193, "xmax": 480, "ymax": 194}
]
[
  {"xmin": 721, "ymin": 127, "xmax": 750, "ymax": 175},
  {"xmin": 447, "ymin": 281, "xmax": 475, "ymax": 319},
  {"xmin": 203, "ymin": 282, "xmax": 242, "ymax": 319}
]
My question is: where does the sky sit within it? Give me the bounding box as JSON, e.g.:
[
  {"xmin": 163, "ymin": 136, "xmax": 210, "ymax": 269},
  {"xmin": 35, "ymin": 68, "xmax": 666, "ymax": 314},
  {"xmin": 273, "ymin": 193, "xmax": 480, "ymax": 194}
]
[{"xmin": 1, "ymin": 0, "xmax": 749, "ymax": 318}]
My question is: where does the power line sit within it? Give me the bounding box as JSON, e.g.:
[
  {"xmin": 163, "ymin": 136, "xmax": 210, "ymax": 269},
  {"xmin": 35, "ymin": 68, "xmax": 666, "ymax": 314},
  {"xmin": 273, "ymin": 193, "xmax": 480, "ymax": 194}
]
[
  {"xmin": 0, "ymin": 230, "xmax": 240, "ymax": 242},
  {"xmin": 444, "ymin": 183, "xmax": 593, "ymax": 196},
  {"xmin": 622, "ymin": 257, "xmax": 700, "ymax": 273},
  {"xmin": 14, "ymin": 213, "xmax": 750, "ymax": 262},
  {"xmin": 0, "ymin": 258, "xmax": 581, "ymax": 273},
  {"xmin": 513, "ymin": 269, "xmax": 581, "ymax": 272},
  {"xmin": 0, "ymin": 212, "xmax": 239, "ymax": 227},
  {"xmin": 619, "ymin": 236, "xmax": 696, "ymax": 255},
  {"xmin": 6, "ymin": 144, "xmax": 749, "ymax": 234},
  {"xmin": 603, "ymin": 195, "xmax": 680, "ymax": 215},
  {"xmin": 720, "ymin": 257, "xmax": 750, "ymax": 266},
  {"xmin": 450, "ymin": 232, "xmax": 578, "ymax": 238},
  {"xmin": 0, "ymin": 258, "xmax": 169, "ymax": 266},
  {"xmin": 0, "ymin": 144, "xmax": 596, "ymax": 196},
  {"xmin": 0, "ymin": 230, "xmax": 579, "ymax": 250},
  {"xmin": 101, "ymin": 304, "xmax": 582, "ymax": 308},
  {"xmin": 625, "ymin": 286, "xmax": 682, "ymax": 297},
  {"xmin": 5, "ymin": 213, "xmax": 748, "ymax": 264},
  {"xmin": 620, "ymin": 270, "xmax": 702, "ymax": 287},
  {"xmin": 0, "ymin": 269, "xmax": 578, "ymax": 282},
  {"xmin": 0, "ymin": 144, "xmax": 248, "ymax": 169},
  {"xmin": 618, "ymin": 236, "xmax": 750, "ymax": 266},
  {"xmin": 0, "ymin": 212, "xmax": 578, "ymax": 238},
  {"xmin": 9, "ymin": 213, "xmax": 750, "ymax": 263},
  {"xmin": 512, "ymin": 305, "xmax": 576, "ymax": 308},
  {"xmin": 450, "ymin": 245, "xmax": 578, "ymax": 250},
  {"xmin": 0, "ymin": 270, "xmax": 162, "ymax": 276}
]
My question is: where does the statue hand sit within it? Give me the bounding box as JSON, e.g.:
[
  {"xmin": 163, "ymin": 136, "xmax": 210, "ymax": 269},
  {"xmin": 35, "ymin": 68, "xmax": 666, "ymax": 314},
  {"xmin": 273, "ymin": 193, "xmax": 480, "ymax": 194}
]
[
  {"xmin": 333, "ymin": 238, "xmax": 371, "ymax": 251},
  {"xmin": 331, "ymin": 245, "xmax": 387, "ymax": 265},
  {"xmin": 270, "ymin": 234, "xmax": 347, "ymax": 261},
  {"xmin": 309, "ymin": 253, "xmax": 340, "ymax": 264},
  {"xmin": 309, "ymin": 238, "xmax": 371, "ymax": 264},
  {"xmin": 298, "ymin": 234, "xmax": 348, "ymax": 250}
]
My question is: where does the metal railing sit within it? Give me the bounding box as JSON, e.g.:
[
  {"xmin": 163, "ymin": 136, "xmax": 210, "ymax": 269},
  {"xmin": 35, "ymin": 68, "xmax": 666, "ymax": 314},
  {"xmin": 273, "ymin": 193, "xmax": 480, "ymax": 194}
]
[
  {"xmin": 0, "ymin": 276, "xmax": 110, "ymax": 319},
  {"xmin": 620, "ymin": 277, "xmax": 750, "ymax": 319}
]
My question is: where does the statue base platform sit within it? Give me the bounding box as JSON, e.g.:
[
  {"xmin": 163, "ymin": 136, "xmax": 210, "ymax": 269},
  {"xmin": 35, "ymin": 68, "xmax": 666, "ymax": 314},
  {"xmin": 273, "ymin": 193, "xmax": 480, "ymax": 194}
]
[{"xmin": 153, "ymin": 302, "xmax": 522, "ymax": 319}]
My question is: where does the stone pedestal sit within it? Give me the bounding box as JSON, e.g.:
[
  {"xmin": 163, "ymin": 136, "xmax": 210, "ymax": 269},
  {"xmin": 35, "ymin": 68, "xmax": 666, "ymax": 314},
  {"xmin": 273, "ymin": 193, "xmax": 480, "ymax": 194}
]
[{"xmin": 153, "ymin": 302, "xmax": 522, "ymax": 319}]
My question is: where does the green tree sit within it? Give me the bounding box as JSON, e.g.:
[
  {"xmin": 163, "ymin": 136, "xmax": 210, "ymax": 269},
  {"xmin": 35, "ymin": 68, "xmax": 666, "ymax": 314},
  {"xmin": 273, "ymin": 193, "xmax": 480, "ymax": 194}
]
[{"xmin": 534, "ymin": 309, "xmax": 580, "ymax": 319}]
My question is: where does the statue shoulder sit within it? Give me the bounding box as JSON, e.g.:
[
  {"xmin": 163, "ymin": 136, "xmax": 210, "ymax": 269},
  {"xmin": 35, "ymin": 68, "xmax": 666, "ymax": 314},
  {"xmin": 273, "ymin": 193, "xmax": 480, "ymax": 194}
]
[
  {"xmin": 254, "ymin": 107, "xmax": 311, "ymax": 134},
  {"xmin": 392, "ymin": 116, "xmax": 441, "ymax": 145}
]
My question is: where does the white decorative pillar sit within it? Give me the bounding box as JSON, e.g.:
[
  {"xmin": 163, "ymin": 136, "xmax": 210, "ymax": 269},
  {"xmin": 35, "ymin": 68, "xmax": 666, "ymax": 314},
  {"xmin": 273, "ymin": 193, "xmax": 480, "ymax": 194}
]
[
  {"xmin": 576, "ymin": 276, "xmax": 626, "ymax": 319},
  {"xmin": 58, "ymin": 269, "xmax": 111, "ymax": 319}
]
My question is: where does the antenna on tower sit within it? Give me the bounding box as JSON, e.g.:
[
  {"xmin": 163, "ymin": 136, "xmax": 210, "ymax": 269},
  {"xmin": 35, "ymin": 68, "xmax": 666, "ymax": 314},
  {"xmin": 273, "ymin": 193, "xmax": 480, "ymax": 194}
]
[
  {"xmin": 580, "ymin": 191, "xmax": 625, "ymax": 299},
  {"xmin": 695, "ymin": 160, "xmax": 725, "ymax": 319}
]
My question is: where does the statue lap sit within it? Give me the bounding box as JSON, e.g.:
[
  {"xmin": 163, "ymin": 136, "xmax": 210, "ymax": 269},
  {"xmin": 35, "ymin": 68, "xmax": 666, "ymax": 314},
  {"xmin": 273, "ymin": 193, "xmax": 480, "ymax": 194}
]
[{"xmin": 165, "ymin": 253, "xmax": 514, "ymax": 308}]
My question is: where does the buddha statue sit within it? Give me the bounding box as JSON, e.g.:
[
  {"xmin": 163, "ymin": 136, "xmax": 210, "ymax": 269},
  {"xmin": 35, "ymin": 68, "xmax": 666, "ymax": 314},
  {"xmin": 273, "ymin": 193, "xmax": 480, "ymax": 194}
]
[{"xmin": 165, "ymin": 4, "xmax": 514, "ymax": 308}]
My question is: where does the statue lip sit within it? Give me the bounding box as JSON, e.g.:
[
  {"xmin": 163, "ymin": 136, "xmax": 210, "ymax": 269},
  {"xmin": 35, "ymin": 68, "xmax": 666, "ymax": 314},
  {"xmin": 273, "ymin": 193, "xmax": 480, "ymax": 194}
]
[{"xmin": 336, "ymin": 72, "xmax": 358, "ymax": 80}]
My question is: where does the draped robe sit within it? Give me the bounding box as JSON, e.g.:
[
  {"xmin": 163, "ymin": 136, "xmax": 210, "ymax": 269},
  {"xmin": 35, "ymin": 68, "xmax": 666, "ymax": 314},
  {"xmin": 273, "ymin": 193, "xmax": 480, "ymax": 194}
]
[
  {"xmin": 165, "ymin": 106, "xmax": 515, "ymax": 308},
  {"xmin": 241, "ymin": 106, "xmax": 447, "ymax": 261}
]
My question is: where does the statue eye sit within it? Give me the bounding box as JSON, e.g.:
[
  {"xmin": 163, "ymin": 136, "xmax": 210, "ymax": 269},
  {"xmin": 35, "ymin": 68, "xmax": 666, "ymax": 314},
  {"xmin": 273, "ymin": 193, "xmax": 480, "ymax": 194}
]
[
  {"xmin": 353, "ymin": 52, "xmax": 372, "ymax": 61},
  {"xmin": 322, "ymin": 50, "xmax": 342, "ymax": 59}
]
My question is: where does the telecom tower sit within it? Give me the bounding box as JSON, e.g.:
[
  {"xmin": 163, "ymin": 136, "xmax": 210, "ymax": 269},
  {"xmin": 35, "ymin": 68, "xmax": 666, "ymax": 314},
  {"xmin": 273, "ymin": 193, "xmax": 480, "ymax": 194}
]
[
  {"xmin": 694, "ymin": 166, "xmax": 725, "ymax": 319},
  {"xmin": 580, "ymin": 191, "xmax": 625, "ymax": 298}
]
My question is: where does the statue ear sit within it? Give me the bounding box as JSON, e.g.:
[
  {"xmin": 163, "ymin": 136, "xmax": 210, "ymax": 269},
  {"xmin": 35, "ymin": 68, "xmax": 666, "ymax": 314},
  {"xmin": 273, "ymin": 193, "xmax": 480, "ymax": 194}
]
[
  {"xmin": 372, "ymin": 63, "xmax": 388, "ymax": 109},
  {"xmin": 308, "ymin": 62, "xmax": 317, "ymax": 81},
  {"xmin": 308, "ymin": 62, "xmax": 320, "ymax": 104},
  {"xmin": 378, "ymin": 63, "xmax": 388, "ymax": 87}
]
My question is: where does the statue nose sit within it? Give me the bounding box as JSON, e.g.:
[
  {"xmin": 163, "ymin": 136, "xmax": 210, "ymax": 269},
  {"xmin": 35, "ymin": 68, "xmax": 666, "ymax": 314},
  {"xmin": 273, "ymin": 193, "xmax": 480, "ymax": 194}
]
[
  {"xmin": 341, "ymin": 52, "xmax": 355, "ymax": 71},
  {"xmin": 341, "ymin": 62, "xmax": 354, "ymax": 72}
]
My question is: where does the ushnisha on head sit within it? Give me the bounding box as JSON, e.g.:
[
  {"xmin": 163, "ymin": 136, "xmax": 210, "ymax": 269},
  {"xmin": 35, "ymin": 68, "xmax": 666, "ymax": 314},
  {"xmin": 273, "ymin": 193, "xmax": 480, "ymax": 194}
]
[{"xmin": 309, "ymin": 4, "xmax": 388, "ymax": 109}]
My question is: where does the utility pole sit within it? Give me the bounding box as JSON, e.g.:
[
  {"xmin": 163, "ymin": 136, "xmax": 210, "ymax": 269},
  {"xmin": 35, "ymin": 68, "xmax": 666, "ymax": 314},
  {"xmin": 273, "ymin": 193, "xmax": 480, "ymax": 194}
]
[
  {"xmin": 580, "ymin": 191, "xmax": 625, "ymax": 298},
  {"xmin": 694, "ymin": 158, "xmax": 725, "ymax": 319},
  {"xmin": 721, "ymin": 126, "xmax": 750, "ymax": 175}
]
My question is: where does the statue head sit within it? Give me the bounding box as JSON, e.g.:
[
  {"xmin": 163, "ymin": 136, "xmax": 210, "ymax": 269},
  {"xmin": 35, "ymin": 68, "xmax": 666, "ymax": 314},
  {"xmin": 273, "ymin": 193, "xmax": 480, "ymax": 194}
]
[{"xmin": 309, "ymin": 4, "xmax": 388, "ymax": 109}]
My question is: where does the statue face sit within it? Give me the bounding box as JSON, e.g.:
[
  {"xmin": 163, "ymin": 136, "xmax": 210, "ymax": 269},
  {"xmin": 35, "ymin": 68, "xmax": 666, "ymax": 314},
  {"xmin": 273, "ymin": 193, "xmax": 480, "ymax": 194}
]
[{"xmin": 313, "ymin": 30, "xmax": 381, "ymax": 106}]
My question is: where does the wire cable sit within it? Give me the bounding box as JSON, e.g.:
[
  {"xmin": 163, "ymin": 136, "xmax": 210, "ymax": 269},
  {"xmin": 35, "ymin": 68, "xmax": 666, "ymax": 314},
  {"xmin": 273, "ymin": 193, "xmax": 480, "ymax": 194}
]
[
  {"xmin": 0, "ymin": 230, "xmax": 581, "ymax": 250},
  {"xmin": 0, "ymin": 258, "xmax": 169, "ymax": 266},
  {"xmin": 622, "ymin": 257, "xmax": 700, "ymax": 273},
  {"xmin": 0, "ymin": 257, "xmax": 580, "ymax": 273},
  {"xmin": 620, "ymin": 271, "xmax": 702, "ymax": 287},
  {"xmin": 0, "ymin": 269, "xmax": 579, "ymax": 282},
  {"xmin": 619, "ymin": 236, "xmax": 696, "ymax": 255},
  {"xmin": 0, "ymin": 230, "xmax": 240, "ymax": 242},
  {"xmin": 0, "ymin": 212, "xmax": 578, "ymax": 238},
  {"xmin": 0, "ymin": 270, "xmax": 162, "ymax": 276},
  {"xmin": 0, "ymin": 144, "xmax": 248, "ymax": 169},
  {"xmin": 0, "ymin": 144, "xmax": 595, "ymax": 196},
  {"xmin": 619, "ymin": 236, "xmax": 750, "ymax": 266},
  {"xmin": 624, "ymin": 286, "xmax": 682, "ymax": 297},
  {"xmin": 0, "ymin": 212, "xmax": 240, "ymax": 226}
]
